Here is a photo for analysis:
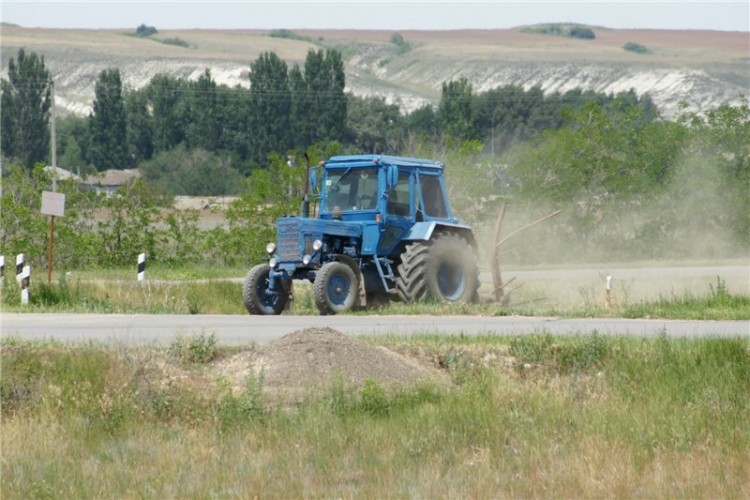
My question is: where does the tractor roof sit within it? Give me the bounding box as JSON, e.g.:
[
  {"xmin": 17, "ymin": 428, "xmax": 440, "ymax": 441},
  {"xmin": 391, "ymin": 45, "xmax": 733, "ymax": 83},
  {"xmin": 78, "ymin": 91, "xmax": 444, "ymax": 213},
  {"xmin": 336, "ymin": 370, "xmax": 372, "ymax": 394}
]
[{"xmin": 325, "ymin": 154, "xmax": 445, "ymax": 171}]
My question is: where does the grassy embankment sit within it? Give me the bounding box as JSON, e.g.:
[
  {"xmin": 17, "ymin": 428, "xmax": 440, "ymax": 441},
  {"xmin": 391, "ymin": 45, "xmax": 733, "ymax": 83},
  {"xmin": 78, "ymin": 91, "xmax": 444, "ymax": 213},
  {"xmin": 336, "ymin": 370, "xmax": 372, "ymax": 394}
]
[{"xmin": 2, "ymin": 333, "xmax": 748, "ymax": 497}]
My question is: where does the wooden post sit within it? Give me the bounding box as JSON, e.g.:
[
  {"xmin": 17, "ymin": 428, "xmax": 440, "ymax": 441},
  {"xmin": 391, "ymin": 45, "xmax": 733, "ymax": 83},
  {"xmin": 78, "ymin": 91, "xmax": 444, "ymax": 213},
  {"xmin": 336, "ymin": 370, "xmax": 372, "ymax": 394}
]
[{"xmin": 47, "ymin": 215, "xmax": 55, "ymax": 283}]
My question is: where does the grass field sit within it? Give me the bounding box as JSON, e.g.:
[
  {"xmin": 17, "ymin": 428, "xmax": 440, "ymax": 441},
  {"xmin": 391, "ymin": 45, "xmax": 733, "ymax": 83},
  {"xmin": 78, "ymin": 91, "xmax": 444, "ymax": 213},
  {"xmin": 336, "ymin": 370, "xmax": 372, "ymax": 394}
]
[
  {"xmin": 1, "ymin": 264, "xmax": 748, "ymax": 319},
  {"xmin": 2, "ymin": 333, "xmax": 748, "ymax": 498}
]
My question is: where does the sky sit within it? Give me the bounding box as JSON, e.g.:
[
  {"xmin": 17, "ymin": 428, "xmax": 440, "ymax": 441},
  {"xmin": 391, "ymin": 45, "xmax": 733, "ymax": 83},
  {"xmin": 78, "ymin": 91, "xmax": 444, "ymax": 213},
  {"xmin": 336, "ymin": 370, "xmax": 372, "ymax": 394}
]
[{"xmin": 2, "ymin": 1, "xmax": 748, "ymax": 32}]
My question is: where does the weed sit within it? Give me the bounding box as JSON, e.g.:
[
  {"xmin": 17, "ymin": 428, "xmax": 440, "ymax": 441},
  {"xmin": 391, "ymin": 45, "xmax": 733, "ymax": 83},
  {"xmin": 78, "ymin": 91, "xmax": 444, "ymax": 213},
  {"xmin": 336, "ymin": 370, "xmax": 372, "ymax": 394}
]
[
  {"xmin": 168, "ymin": 331, "xmax": 218, "ymax": 364},
  {"xmin": 358, "ymin": 379, "xmax": 390, "ymax": 416},
  {"xmin": 509, "ymin": 332, "xmax": 554, "ymax": 363},
  {"xmin": 509, "ymin": 332, "xmax": 610, "ymax": 373},
  {"xmin": 216, "ymin": 370, "xmax": 267, "ymax": 431}
]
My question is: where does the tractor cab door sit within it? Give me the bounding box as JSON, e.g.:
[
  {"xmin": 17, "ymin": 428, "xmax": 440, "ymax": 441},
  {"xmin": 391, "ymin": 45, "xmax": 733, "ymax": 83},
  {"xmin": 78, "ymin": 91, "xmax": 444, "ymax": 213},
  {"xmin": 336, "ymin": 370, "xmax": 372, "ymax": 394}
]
[{"xmin": 378, "ymin": 170, "xmax": 413, "ymax": 255}]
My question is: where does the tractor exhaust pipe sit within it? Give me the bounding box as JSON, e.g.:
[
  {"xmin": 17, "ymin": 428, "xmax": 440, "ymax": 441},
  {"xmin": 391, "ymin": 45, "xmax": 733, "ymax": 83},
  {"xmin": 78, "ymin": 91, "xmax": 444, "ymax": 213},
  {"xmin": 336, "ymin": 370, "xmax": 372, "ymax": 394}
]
[{"xmin": 300, "ymin": 152, "xmax": 310, "ymax": 218}]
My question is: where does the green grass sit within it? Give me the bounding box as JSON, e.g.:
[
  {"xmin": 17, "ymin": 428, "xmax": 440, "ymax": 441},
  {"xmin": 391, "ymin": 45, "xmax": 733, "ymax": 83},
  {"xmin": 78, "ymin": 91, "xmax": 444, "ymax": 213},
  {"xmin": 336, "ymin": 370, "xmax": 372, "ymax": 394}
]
[
  {"xmin": 1, "ymin": 270, "xmax": 747, "ymax": 319},
  {"xmin": 621, "ymin": 277, "xmax": 750, "ymax": 320},
  {"xmin": 2, "ymin": 334, "xmax": 748, "ymax": 497}
]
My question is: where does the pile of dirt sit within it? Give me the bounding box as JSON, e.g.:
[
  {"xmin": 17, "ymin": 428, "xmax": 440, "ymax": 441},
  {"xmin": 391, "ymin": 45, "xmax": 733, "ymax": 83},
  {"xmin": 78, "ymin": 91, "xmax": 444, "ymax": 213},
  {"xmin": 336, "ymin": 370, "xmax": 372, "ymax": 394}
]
[{"xmin": 214, "ymin": 327, "xmax": 448, "ymax": 404}]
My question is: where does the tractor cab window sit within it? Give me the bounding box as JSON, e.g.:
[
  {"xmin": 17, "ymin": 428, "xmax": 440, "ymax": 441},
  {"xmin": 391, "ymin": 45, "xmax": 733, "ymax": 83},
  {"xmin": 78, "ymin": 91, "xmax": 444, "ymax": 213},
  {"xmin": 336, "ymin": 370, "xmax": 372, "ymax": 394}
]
[
  {"xmin": 386, "ymin": 171, "xmax": 411, "ymax": 217},
  {"xmin": 324, "ymin": 167, "xmax": 379, "ymax": 212},
  {"xmin": 419, "ymin": 174, "xmax": 448, "ymax": 218}
]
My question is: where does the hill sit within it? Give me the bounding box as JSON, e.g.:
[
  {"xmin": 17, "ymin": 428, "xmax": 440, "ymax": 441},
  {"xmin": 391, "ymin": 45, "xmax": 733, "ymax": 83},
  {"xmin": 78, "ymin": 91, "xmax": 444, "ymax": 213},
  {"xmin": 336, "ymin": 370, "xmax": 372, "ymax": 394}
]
[{"xmin": 1, "ymin": 24, "xmax": 748, "ymax": 117}]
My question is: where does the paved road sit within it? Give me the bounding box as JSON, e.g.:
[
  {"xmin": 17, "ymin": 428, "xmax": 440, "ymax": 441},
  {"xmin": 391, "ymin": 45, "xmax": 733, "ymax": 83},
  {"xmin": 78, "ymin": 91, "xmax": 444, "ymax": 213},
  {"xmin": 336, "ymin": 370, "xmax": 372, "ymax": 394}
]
[{"xmin": 2, "ymin": 313, "xmax": 747, "ymax": 345}]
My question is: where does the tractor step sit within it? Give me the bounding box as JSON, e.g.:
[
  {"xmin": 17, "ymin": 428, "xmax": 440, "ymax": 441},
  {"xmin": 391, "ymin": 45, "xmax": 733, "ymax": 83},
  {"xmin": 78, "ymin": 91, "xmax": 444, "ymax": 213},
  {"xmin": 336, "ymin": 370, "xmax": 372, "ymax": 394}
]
[{"xmin": 373, "ymin": 256, "xmax": 396, "ymax": 292}]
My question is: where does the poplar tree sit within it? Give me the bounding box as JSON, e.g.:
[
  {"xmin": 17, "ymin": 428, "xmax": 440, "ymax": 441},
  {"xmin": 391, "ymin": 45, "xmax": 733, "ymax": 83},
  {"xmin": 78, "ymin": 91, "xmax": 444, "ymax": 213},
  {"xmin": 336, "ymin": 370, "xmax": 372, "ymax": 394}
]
[
  {"xmin": 1, "ymin": 49, "xmax": 51, "ymax": 168},
  {"xmin": 248, "ymin": 52, "xmax": 291, "ymax": 165},
  {"xmin": 88, "ymin": 68, "xmax": 130, "ymax": 170}
]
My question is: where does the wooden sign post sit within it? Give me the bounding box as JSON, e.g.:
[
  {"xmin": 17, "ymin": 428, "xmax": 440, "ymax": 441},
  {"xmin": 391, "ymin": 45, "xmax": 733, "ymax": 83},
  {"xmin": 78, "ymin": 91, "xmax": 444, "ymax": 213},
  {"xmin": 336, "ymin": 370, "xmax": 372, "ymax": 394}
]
[{"xmin": 41, "ymin": 191, "xmax": 66, "ymax": 283}]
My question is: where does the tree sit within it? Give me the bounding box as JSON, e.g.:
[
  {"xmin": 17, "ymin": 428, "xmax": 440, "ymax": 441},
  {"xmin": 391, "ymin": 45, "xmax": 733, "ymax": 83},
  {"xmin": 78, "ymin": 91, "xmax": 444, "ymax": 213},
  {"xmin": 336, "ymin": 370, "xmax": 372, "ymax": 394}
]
[
  {"xmin": 404, "ymin": 104, "xmax": 439, "ymax": 144},
  {"xmin": 125, "ymin": 88, "xmax": 153, "ymax": 163},
  {"xmin": 88, "ymin": 68, "xmax": 130, "ymax": 170},
  {"xmin": 438, "ymin": 78, "xmax": 478, "ymax": 146},
  {"xmin": 1, "ymin": 49, "xmax": 52, "ymax": 168},
  {"xmin": 55, "ymin": 114, "xmax": 90, "ymax": 173},
  {"xmin": 346, "ymin": 95, "xmax": 402, "ymax": 153},
  {"xmin": 149, "ymin": 74, "xmax": 189, "ymax": 153},
  {"xmin": 135, "ymin": 24, "xmax": 157, "ymax": 37},
  {"xmin": 248, "ymin": 52, "xmax": 292, "ymax": 165},
  {"xmin": 294, "ymin": 49, "xmax": 347, "ymax": 147},
  {"xmin": 186, "ymin": 69, "xmax": 221, "ymax": 152},
  {"xmin": 140, "ymin": 145, "xmax": 244, "ymax": 196}
]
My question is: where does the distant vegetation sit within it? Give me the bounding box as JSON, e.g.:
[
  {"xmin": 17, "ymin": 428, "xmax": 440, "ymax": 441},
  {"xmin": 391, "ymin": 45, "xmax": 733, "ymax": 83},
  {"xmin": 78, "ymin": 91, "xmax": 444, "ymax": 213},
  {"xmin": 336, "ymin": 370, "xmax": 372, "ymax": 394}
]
[
  {"xmin": 390, "ymin": 32, "xmax": 412, "ymax": 54},
  {"xmin": 161, "ymin": 37, "xmax": 190, "ymax": 48},
  {"xmin": 268, "ymin": 29, "xmax": 315, "ymax": 44},
  {"xmin": 135, "ymin": 24, "xmax": 157, "ymax": 37},
  {"xmin": 2, "ymin": 46, "xmax": 748, "ymax": 269},
  {"xmin": 624, "ymin": 42, "xmax": 651, "ymax": 54},
  {"xmin": 522, "ymin": 23, "xmax": 596, "ymax": 40}
]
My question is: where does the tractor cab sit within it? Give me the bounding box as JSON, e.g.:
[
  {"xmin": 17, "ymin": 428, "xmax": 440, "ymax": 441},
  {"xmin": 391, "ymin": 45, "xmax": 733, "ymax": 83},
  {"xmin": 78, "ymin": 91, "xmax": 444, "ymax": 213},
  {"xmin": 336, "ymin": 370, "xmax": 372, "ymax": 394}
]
[{"xmin": 243, "ymin": 154, "xmax": 479, "ymax": 316}]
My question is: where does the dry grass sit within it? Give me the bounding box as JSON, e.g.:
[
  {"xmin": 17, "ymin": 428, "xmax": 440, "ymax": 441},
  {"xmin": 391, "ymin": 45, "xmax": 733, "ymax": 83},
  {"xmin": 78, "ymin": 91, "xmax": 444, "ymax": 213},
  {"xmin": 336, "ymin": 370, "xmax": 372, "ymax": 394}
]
[
  {"xmin": 3, "ymin": 25, "xmax": 745, "ymax": 66},
  {"xmin": 2, "ymin": 334, "xmax": 748, "ymax": 498}
]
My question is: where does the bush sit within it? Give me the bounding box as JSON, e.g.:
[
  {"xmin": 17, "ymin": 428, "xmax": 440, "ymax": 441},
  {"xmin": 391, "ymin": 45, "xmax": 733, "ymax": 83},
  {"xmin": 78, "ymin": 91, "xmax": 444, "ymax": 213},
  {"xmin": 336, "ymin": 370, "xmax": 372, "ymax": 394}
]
[
  {"xmin": 161, "ymin": 38, "xmax": 189, "ymax": 48},
  {"xmin": 390, "ymin": 32, "xmax": 412, "ymax": 54},
  {"xmin": 521, "ymin": 23, "xmax": 595, "ymax": 40},
  {"xmin": 168, "ymin": 331, "xmax": 218, "ymax": 364},
  {"xmin": 624, "ymin": 42, "xmax": 650, "ymax": 54},
  {"xmin": 135, "ymin": 24, "xmax": 157, "ymax": 37},
  {"xmin": 570, "ymin": 26, "xmax": 595, "ymax": 39}
]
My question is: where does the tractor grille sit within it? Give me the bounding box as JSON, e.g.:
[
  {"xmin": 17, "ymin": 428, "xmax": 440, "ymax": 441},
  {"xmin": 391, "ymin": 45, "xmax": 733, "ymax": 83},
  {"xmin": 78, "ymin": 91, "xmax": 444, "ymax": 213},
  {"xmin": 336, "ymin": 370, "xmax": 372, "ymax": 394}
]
[{"xmin": 277, "ymin": 218, "xmax": 301, "ymax": 262}]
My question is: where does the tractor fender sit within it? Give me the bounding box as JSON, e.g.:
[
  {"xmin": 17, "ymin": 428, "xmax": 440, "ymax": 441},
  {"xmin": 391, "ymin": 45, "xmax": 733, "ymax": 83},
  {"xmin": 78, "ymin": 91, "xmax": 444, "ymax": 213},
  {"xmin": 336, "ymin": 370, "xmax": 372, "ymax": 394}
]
[
  {"xmin": 404, "ymin": 221, "xmax": 477, "ymax": 249},
  {"xmin": 326, "ymin": 254, "xmax": 367, "ymax": 307}
]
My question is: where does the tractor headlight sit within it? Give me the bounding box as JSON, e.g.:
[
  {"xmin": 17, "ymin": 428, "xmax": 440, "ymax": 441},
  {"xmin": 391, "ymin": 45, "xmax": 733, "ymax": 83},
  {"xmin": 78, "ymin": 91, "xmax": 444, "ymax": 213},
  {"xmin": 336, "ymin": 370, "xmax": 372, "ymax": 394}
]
[
  {"xmin": 302, "ymin": 254, "xmax": 312, "ymax": 266},
  {"xmin": 312, "ymin": 239, "xmax": 323, "ymax": 251},
  {"xmin": 266, "ymin": 242, "xmax": 277, "ymax": 255},
  {"xmin": 269, "ymin": 257, "xmax": 279, "ymax": 269}
]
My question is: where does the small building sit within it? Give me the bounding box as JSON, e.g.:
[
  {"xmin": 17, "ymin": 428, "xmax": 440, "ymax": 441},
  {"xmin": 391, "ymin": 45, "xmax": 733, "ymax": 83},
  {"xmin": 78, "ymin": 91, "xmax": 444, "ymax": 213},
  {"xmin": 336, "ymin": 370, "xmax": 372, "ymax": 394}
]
[{"xmin": 80, "ymin": 169, "xmax": 141, "ymax": 195}]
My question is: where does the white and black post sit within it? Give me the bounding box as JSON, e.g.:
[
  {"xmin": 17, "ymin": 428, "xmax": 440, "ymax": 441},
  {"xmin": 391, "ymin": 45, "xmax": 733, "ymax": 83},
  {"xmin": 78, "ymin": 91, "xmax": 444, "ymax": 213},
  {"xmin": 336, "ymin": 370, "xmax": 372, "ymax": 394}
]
[
  {"xmin": 15, "ymin": 253, "xmax": 25, "ymax": 287},
  {"xmin": 137, "ymin": 253, "xmax": 146, "ymax": 283},
  {"xmin": 0, "ymin": 255, "xmax": 5, "ymax": 284},
  {"xmin": 21, "ymin": 265, "xmax": 31, "ymax": 305}
]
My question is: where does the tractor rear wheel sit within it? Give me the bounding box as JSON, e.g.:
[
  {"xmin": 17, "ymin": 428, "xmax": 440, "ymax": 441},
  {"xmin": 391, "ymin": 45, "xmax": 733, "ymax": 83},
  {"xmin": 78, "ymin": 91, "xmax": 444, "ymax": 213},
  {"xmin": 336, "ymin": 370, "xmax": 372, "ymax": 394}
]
[
  {"xmin": 314, "ymin": 261, "xmax": 358, "ymax": 315},
  {"xmin": 243, "ymin": 264, "xmax": 287, "ymax": 315},
  {"xmin": 397, "ymin": 232, "xmax": 479, "ymax": 303}
]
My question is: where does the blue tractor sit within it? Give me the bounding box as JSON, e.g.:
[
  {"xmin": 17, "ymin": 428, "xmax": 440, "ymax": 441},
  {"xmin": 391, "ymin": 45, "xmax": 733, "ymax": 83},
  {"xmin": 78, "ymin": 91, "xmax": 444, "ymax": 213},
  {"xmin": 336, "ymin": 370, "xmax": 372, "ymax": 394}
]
[{"xmin": 243, "ymin": 154, "xmax": 479, "ymax": 315}]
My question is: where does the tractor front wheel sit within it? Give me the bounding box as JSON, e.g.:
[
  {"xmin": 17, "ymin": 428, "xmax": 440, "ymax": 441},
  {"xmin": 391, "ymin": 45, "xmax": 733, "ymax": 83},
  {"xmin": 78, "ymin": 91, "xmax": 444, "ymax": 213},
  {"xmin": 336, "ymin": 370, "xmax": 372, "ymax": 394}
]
[
  {"xmin": 314, "ymin": 261, "xmax": 358, "ymax": 315},
  {"xmin": 243, "ymin": 264, "xmax": 287, "ymax": 315}
]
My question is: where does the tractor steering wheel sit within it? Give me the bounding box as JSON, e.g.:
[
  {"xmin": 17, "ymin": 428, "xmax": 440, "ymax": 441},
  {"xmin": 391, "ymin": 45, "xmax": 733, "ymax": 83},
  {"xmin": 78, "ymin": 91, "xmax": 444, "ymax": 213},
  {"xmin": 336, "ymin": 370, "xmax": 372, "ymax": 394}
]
[{"xmin": 358, "ymin": 194, "xmax": 377, "ymax": 209}]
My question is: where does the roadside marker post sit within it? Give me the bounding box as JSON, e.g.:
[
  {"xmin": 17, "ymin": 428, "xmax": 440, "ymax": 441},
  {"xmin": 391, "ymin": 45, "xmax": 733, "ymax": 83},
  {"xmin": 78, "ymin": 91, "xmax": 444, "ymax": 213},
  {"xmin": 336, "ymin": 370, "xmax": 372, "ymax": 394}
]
[
  {"xmin": 0, "ymin": 255, "xmax": 5, "ymax": 287},
  {"xmin": 16, "ymin": 254, "xmax": 25, "ymax": 287},
  {"xmin": 137, "ymin": 253, "xmax": 146, "ymax": 283},
  {"xmin": 21, "ymin": 265, "xmax": 31, "ymax": 305}
]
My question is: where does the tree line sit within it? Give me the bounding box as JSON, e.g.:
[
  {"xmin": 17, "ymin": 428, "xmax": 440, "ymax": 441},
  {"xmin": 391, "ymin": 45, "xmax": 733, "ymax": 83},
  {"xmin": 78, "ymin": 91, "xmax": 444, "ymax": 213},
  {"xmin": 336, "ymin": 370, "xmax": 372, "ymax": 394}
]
[
  {"xmin": 1, "ymin": 47, "xmax": 656, "ymax": 195},
  {"xmin": 2, "ymin": 46, "xmax": 746, "ymax": 268}
]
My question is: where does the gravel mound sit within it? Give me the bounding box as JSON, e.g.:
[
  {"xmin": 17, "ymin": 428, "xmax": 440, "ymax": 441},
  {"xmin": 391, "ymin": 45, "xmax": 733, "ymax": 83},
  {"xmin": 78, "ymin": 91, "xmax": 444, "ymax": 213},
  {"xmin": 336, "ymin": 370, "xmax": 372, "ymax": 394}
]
[{"xmin": 215, "ymin": 327, "xmax": 447, "ymax": 404}]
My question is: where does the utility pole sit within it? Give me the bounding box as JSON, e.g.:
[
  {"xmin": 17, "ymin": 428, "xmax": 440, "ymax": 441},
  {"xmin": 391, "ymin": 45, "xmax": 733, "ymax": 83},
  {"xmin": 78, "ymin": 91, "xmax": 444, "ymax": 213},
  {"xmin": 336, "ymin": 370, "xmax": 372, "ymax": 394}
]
[{"xmin": 50, "ymin": 78, "xmax": 57, "ymax": 191}]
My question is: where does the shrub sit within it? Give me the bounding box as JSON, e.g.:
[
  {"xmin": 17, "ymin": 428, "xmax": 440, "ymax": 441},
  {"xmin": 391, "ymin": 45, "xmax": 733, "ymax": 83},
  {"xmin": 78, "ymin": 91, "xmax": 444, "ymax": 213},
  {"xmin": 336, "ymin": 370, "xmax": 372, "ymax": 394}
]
[
  {"xmin": 161, "ymin": 37, "xmax": 189, "ymax": 48},
  {"xmin": 570, "ymin": 26, "xmax": 596, "ymax": 39},
  {"xmin": 169, "ymin": 331, "xmax": 218, "ymax": 364},
  {"xmin": 135, "ymin": 24, "xmax": 157, "ymax": 37},
  {"xmin": 390, "ymin": 32, "xmax": 412, "ymax": 54},
  {"xmin": 624, "ymin": 42, "xmax": 650, "ymax": 54}
]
